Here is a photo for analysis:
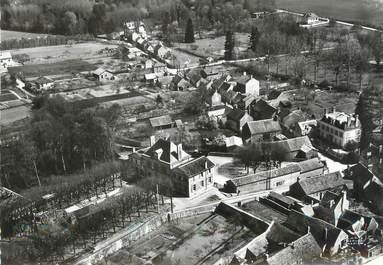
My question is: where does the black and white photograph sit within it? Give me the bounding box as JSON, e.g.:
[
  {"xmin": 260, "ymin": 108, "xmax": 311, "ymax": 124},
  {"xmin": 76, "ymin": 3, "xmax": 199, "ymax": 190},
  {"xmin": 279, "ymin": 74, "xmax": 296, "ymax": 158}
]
[{"xmin": 1, "ymin": 0, "xmax": 383, "ymax": 264}]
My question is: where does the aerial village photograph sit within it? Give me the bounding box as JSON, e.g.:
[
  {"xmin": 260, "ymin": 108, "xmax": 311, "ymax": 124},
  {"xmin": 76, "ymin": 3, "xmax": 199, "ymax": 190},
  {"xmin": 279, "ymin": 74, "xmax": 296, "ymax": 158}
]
[{"xmin": 1, "ymin": 0, "xmax": 383, "ymax": 264}]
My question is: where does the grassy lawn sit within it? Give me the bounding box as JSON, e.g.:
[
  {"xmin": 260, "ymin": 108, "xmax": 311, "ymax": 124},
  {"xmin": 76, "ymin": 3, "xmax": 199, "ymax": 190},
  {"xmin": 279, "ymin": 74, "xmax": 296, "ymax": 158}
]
[
  {"xmin": 4, "ymin": 42, "xmax": 118, "ymax": 64},
  {"xmin": 0, "ymin": 105, "xmax": 30, "ymax": 125},
  {"xmin": 174, "ymin": 33, "xmax": 249, "ymax": 59},
  {"xmin": 0, "ymin": 93, "xmax": 18, "ymax": 102},
  {"xmin": 8, "ymin": 59, "xmax": 96, "ymax": 77},
  {"xmin": 1, "ymin": 30, "xmax": 52, "ymax": 41}
]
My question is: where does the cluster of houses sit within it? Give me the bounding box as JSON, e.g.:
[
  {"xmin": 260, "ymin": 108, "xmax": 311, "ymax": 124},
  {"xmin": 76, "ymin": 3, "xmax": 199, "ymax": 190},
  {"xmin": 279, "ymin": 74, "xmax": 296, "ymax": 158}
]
[
  {"xmin": 123, "ymin": 21, "xmax": 171, "ymax": 61},
  {"xmin": 214, "ymin": 169, "xmax": 381, "ymax": 264}
]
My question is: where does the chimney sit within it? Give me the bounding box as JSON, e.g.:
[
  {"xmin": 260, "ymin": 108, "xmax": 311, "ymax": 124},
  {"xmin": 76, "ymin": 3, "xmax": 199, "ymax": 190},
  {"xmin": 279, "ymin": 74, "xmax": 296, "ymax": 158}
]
[
  {"xmin": 250, "ymin": 74, "xmax": 253, "ymax": 79},
  {"xmin": 205, "ymin": 159, "xmax": 208, "ymax": 169},
  {"xmin": 307, "ymin": 226, "xmax": 311, "ymax": 234},
  {"xmin": 347, "ymin": 116, "xmax": 351, "ymax": 127},
  {"xmin": 324, "ymin": 227, "xmax": 328, "ymax": 242},
  {"xmin": 355, "ymin": 114, "xmax": 360, "ymax": 127},
  {"xmin": 150, "ymin": 135, "xmax": 156, "ymax": 146},
  {"xmin": 324, "ymin": 108, "xmax": 328, "ymax": 116},
  {"xmin": 177, "ymin": 143, "xmax": 183, "ymax": 160},
  {"xmin": 333, "ymin": 106, "xmax": 336, "ymax": 113},
  {"xmin": 329, "ymin": 200, "xmax": 335, "ymax": 209},
  {"xmin": 243, "ymin": 71, "xmax": 247, "ymax": 76},
  {"xmin": 368, "ymin": 164, "xmax": 373, "ymax": 171}
]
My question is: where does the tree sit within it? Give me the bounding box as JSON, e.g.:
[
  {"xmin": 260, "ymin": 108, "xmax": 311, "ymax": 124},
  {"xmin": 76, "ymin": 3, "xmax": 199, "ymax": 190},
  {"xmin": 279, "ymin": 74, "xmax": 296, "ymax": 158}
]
[
  {"xmin": 356, "ymin": 84, "xmax": 383, "ymax": 149},
  {"xmin": 371, "ymin": 32, "xmax": 383, "ymax": 66},
  {"xmin": 249, "ymin": 26, "xmax": 260, "ymax": 52},
  {"xmin": 224, "ymin": 30, "xmax": 235, "ymax": 60},
  {"xmin": 184, "ymin": 18, "xmax": 195, "ymax": 43}
]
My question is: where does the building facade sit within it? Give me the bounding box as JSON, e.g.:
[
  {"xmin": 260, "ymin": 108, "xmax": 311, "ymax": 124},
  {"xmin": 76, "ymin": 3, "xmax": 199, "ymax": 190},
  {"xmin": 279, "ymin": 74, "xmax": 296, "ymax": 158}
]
[
  {"xmin": 318, "ymin": 109, "xmax": 361, "ymax": 148},
  {"xmin": 131, "ymin": 138, "xmax": 215, "ymax": 198}
]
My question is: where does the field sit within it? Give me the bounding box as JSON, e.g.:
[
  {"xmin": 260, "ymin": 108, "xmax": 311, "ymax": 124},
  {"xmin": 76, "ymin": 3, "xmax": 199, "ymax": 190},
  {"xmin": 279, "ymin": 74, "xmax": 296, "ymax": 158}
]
[
  {"xmin": 1, "ymin": 30, "xmax": 51, "ymax": 41},
  {"xmin": 175, "ymin": 33, "xmax": 249, "ymax": 59},
  {"xmin": 8, "ymin": 59, "xmax": 96, "ymax": 78},
  {"xmin": 0, "ymin": 105, "xmax": 30, "ymax": 125},
  {"xmin": 276, "ymin": 0, "xmax": 383, "ymax": 26},
  {"xmin": 3, "ymin": 42, "xmax": 118, "ymax": 64}
]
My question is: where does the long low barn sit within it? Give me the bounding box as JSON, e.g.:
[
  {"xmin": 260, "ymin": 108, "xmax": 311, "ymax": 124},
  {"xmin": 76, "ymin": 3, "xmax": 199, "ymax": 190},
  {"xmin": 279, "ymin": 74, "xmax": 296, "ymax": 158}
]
[
  {"xmin": 224, "ymin": 164, "xmax": 301, "ymax": 194},
  {"xmin": 224, "ymin": 158, "xmax": 326, "ymax": 194}
]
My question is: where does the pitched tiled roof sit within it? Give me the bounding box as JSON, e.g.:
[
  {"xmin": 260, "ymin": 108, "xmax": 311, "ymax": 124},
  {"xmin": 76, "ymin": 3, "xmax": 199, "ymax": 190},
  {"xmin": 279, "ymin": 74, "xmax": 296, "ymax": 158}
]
[
  {"xmin": 93, "ymin": 68, "xmax": 106, "ymax": 76},
  {"xmin": 229, "ymin": 164, "xmax": 301, "ymax": 187},
  {"xmin": 173, "ymin": 156, "xmax": 214, "ymax": 177},
  {"xmin": 226, "ymin": 109, "xmax": 248, "ymax": 121},
  {"xmin": 244, "ymin": 119, "xmax": 281, "ymax": 135},
  {"xmin": 285, "ymin": 210, "xmax": 346, "ymax": 251},
  {"xmin": 281, "ymin": 110, "xmax": 306, "ymax": 129},
  {"xmin": 149, "ymin": 115, "xmax": 172, "ymax": 128},
  {"xmin": 144, "ymin": 138, "xmax": 189, "ymax": 163},
  {"xmin": 268, "ymin": 191, "xmax": 297, "ymax": 207},
  {"xmin": 297, "ymin": 158, "xmax": 324, "ymax": 173},
  {"xmin": 235, "ymin": 75, "xmax": 252, "ymax": 85},
  {"xmin": 266, "ymin": 232, "xmax": 322, "ymax": 265},
  {"xmin": 269, "ymin": 136, "xmax": 314, "ymax": 153},
  {"xmin": 251, "ymin": 99, "xmax": 277, "ymax": 120},
  {"xmin": 346, "ymin": 163, "xmax": 376, "ymax": 184},
  {"xmin": 297, "ymin": 171, "xmax": 347, "ymax": 195}
]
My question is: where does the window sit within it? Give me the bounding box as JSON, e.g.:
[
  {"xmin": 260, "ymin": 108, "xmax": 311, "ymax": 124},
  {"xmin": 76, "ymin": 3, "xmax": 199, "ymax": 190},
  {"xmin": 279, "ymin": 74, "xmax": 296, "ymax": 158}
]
[
  {"xmin": 201, "ymin": 180, "xmax": 204, "ymax": 187},
  {"xmin": 208, "ymin": 168, "xmax": 211, "ymax": 173},
  {"xmin": 276, "ymin": 180, "xmax": 285, "ymax": 186},
  {"xmin": 208, "ymin": 177, "xmax": 212, "ymax": 183},
  {"xmin": 192, "ymin": 184, "xmax": 196, "ymax": 191}
]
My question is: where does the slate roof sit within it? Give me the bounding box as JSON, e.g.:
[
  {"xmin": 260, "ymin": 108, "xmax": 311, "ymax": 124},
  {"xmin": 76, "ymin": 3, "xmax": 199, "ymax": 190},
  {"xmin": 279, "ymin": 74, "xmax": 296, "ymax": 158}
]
[
  {"xmin": 251, "ymin": 99, "xmax": 277, "ymax": 120},
  {"xmin": 257, "ymin": 136, "xmax": 314, "ymax": 154},
  {"xmin": 296, "ymin": 171, "xmax": 347, "ymax": 195},
  {"xmin": 173, "ymin": 156, "xmax": 214, "ymax": 177},
  {"xmin": 172, "ymin": 74, "xmax": 183, "ymax": 85},
  {"xmin": 266, "ymin": 232, "xmax": 322, "ymax": 265},
  {"xmin": 144, "ymin": 138, "xmax": 189, "ymax": 163},
  {"xmin": 149, "ymin": 115, "xmax": 173, "ymax": 128},
  {"xmin": 235, "ymin": 75, "xmax": 253, "ymax": 85},
  {"xmin": 285, "ymin": 210, "xmax": 346, "ymax": 250},
  {"xmin": 268, "ymin": 191, "xmax": 297, "ymax": 208},
  {"xmin": 346, "ymin": 163, "xmax": 377, "ymax": 184},
  {"xmin": 244, "ymin": 119, "xmax": 281, "ymax": 135},
  {"xmin": 297, "ymin": 158, "xmax": 324, "ymax": 174},
  {"xmin": 229, "ymin": 164, "xmax": 301, "ymax": 187},
  {"xmin": 93, "ymin": 68, "xmax": 107, "ymax": 76},
  {"xmin": 226, "ymin": 109, "xmax": 248, "ymax": 121},
  {"xmin": 281, "ymin": 110, "xmax": 306, "ymax": 129}
]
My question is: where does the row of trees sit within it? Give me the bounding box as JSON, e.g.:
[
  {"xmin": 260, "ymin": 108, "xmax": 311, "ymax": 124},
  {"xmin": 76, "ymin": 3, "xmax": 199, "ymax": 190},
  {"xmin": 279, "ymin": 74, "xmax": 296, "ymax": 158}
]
[
  {"xmin": 1, "ymin": 0, "xmax": 276, "ymax": 37},
  {"xmin": 0, "ymin": 35, "xmax": 94, "ymax": 50},
  {"xmin": 1, "ymin": 161, "xmax": 121, "ymax": 238},
  {"xmin": 3, "ymin": 187, "xmax": 159, "ymax": 263},
  {"xmin": 234, "ymin": 143, "xmax": 289, "ymax": 174},
  {"xmin": 1, "ymin": 95, "xmax": 121, "ymax": 192}
]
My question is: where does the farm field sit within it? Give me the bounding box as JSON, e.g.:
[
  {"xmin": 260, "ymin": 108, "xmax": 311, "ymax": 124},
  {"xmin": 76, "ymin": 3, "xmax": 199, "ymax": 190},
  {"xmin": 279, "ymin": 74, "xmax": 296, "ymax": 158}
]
[
  {"xmin": 3, "ymin": 42, "xmax": 119, "ymax": 64},
  {"xmin": 1, "ymin": 30, "xmax": 51, "ymax": 41},
  {"xmin": 0, "ymin": 105, "xmax": 30, "ymax": 125},
  {"xmin": 276, "ymin": 0, "xmax": 383, "ymax": 26},
  {"xmin": 8, "ymin": 59, "xmax": 96, "ymax": 78}
]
